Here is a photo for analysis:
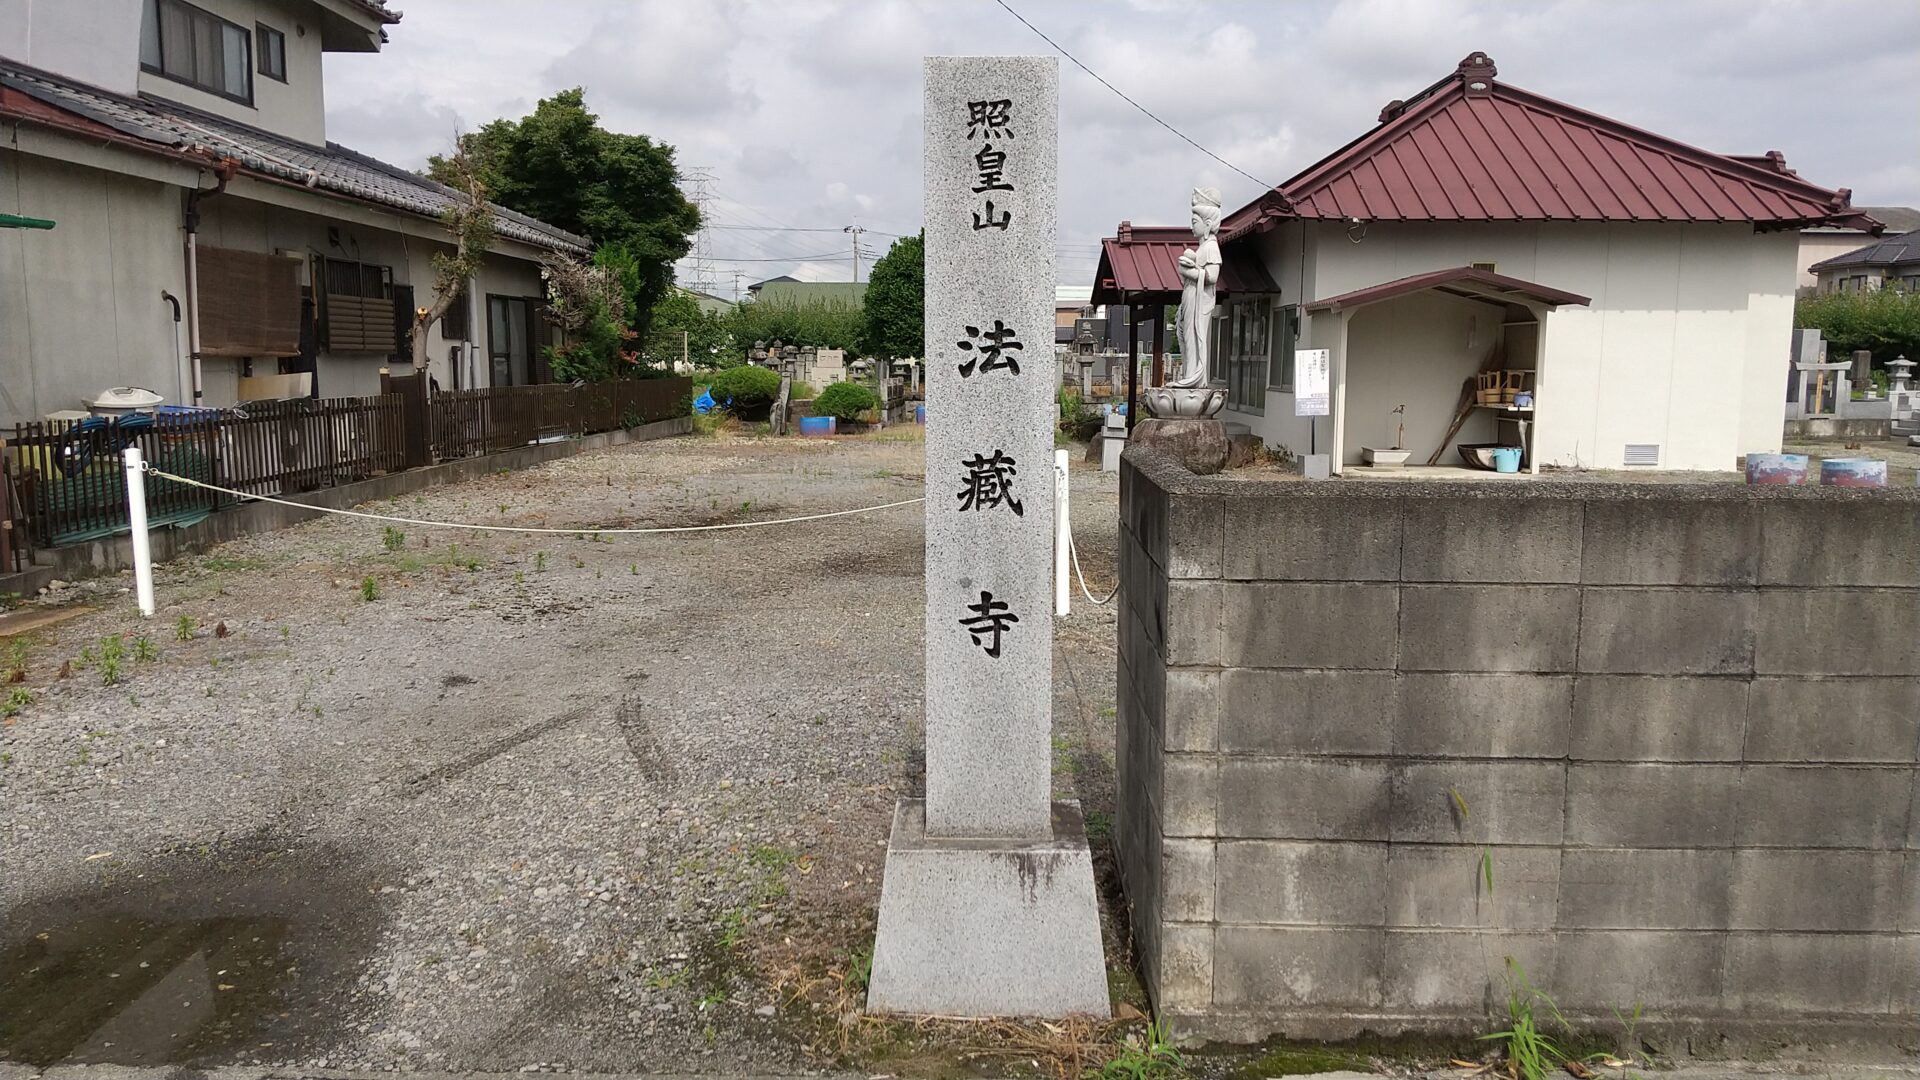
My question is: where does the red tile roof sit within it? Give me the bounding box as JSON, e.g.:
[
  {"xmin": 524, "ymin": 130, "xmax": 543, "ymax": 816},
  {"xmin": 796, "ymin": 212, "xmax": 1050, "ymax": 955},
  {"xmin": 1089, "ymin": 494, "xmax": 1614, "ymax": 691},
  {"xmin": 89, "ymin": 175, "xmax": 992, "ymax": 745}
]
[
  {"xmin": 1091, "ymin": 222, "xmax": 1279, "ymax": 305},
  {"xmin": 1224, "ymin": 52, "xmax": 1869, "ymax": 237},
  {"xmin": 1304, "ymin": 266, "xmax": 1590, "ymax": 315}
]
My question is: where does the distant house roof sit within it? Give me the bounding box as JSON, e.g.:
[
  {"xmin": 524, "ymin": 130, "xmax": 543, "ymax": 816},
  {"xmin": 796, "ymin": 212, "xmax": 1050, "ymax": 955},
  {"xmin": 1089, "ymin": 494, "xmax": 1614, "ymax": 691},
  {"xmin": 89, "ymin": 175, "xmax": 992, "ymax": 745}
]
[
  {"xmin": 1090, "ymin": 222, "xmax": 1279, "ymax": 305},
  {"xmin": 1808, "ymin": 230, "xmax": 1920, "ymax": 273},
  {"xmin": 0, "ymin": 60, "xmax": 588, "ymax": 254},
  {"xmin": 1305, "ymin": 266, "xmax": 1590, "ymax": 315},
  {"xmin": 747, "ymin": 275, "xmax": 800, "ymax": 292},
  {"xmin": 1223, "ymin": 51, "xmax": 1869, "ymax": 236},
  {"xmin": 1805, "ymin": 206, "xmax": 1920, "ymax": 235},
  {"xmin": 748, "ymin": 280, "xmax": 866, "ymax": 307},
  {"xmin": 346, "ymin": 0, "xmax": 402, "ymax": 24}
]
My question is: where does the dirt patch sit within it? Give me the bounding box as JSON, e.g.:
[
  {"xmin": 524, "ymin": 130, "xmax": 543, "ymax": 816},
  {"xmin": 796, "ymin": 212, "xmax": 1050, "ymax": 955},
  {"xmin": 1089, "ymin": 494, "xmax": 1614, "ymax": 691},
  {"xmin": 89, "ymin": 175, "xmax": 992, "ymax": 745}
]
[{"xmin": 1, "ymin": 431, "xmax": 1140, "ymax": 1076}]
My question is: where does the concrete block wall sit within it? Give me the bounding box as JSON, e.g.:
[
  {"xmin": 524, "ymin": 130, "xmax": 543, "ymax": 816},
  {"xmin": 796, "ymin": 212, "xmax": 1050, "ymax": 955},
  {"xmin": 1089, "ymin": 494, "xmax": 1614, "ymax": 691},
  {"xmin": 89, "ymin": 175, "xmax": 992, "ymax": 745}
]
[{"xmin": 1115, "ymin": 449, "xmax": 1920, "ymax": 1045}]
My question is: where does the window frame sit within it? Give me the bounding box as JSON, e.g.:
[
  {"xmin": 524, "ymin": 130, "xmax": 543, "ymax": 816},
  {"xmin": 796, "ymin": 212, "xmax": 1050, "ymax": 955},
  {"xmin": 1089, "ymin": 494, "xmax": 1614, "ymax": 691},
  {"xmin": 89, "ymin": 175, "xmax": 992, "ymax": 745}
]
[
  {"xmin": 1268, "ymin": 304, "xmax": 1300, "ymax": 392},
  {"xmin": 143, "ymin": 0, "xmax": 254, "ymax": 106},
  {"xmin": 256, "ymin": 21, "xmax": 286, "ymax": 83}
]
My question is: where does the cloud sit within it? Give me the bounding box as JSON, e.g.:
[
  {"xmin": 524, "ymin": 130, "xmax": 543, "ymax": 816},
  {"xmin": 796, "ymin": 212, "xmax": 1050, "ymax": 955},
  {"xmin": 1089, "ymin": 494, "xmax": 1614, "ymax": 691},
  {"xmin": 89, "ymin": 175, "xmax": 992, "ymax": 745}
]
[{"xmin": 325, "ymin": 0, "xmax": 1920, "ymax": 288}]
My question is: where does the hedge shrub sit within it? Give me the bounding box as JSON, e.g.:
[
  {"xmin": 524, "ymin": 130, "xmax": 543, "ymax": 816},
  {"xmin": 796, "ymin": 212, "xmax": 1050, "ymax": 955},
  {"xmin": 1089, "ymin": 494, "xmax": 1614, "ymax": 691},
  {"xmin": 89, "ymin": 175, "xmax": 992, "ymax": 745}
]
[
  {"xmin": 708, "ymin": 365, "xmax": 782, "ymax": 411},
  {"xmin": 812, "ymin": 380, "xmax": 881, "ymax": 421}
]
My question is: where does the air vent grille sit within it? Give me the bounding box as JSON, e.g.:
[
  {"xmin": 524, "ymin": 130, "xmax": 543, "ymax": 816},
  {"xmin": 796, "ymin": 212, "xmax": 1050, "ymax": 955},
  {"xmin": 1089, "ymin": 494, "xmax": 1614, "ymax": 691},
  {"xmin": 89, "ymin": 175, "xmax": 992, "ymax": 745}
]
[{"xmin": 1623, "ymin": 443, "xmax": 1661, "ymax": 467}]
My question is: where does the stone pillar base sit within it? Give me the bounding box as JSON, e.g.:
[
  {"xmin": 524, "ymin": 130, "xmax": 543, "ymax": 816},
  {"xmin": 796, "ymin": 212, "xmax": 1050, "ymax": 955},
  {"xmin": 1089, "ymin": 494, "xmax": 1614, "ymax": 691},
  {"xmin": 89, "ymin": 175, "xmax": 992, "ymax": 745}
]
[
  {"xmin": 1131, "ymin": 418, "xmax": 1230, "ymax": 475},
  {"xmin": 867, "ymin": 799, "xmax": 1110, "ymax": 1018}
]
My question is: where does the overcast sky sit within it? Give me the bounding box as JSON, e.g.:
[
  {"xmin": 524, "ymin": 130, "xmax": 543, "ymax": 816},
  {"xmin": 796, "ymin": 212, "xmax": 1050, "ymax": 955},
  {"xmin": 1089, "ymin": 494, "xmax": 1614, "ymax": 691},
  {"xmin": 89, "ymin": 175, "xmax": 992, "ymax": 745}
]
[{"xmin": 325, "ymin": 0, "xmax": 1920, "ymax": 295}]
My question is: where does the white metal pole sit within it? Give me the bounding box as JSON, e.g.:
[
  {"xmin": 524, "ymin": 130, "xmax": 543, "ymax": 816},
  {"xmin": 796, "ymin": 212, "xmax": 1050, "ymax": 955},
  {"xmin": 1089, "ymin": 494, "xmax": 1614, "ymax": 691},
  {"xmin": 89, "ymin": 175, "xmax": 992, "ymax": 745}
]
[
  {"xmin": 123, "ymin": 446, "xmax": 156, "ymax": 617},
  {"xmin": 1053, "ymin": 448, "xmax": 1070, "ymax": 616}
]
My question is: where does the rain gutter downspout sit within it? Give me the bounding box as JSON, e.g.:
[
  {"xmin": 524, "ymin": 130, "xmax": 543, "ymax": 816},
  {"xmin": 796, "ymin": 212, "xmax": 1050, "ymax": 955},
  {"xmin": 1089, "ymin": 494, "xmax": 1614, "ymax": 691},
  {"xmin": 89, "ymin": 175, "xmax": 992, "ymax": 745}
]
[{"xmin": 181, "ymin": 163, "xmax": 234, "ymax": 405}]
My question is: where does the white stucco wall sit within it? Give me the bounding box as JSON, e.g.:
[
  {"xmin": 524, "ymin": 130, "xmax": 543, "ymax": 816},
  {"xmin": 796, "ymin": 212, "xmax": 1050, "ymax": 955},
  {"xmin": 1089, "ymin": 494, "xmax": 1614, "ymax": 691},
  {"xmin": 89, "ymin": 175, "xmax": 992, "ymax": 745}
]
[
  {"xmin": 1244, "ymin": 220, "xmax": 1795, "ymax": 471},
  {"xmin": 0, "ymin": 147, "xmax": 189, "ymax": 424},
  {"xmin": 1341, "ymin": 291, "xmax": 1501, "ymax": 466},
  {"xmin": 135, "ymin": 0, "xmax": 328, "ymax": 145},
  {"xmin": 0, "ymin": 0, "xmax": 144, "ymax": 95}
]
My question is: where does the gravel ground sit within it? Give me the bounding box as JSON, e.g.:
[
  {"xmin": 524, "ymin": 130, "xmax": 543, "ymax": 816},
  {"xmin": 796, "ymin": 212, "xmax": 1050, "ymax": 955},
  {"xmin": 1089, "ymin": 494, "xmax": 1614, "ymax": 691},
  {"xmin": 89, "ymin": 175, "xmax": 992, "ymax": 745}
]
[{"xmin": 0, "ymin": 428, "xmax": 1125, "ymax": 1075}]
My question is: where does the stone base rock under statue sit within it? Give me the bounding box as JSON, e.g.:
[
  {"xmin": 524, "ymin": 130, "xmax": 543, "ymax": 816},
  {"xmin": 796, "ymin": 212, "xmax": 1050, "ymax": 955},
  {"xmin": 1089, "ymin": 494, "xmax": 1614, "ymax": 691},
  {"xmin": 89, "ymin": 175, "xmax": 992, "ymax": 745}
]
[
  {"xmin": 867, "ymin": 800, "xmax": 1110, "ymax": 1018},
  {"xmin": 1131, "ymin": 418, "xmax": 1231, "ymax": 475}
]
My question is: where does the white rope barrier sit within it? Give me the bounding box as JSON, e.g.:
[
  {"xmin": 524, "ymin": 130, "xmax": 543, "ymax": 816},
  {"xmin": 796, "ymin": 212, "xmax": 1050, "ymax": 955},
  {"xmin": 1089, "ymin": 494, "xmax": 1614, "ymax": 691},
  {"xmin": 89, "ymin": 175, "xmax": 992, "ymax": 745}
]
[
  {"xmin": 1067, "ymin": 531, "xmax": 1119, "ymax": 606},
  {"xmin": 133, "ymin": 464, "xmax": 1122, "ymax": 605},
  {"xmin": 142, "ymin": 465, "xmax": 926, "ymax": 536}
]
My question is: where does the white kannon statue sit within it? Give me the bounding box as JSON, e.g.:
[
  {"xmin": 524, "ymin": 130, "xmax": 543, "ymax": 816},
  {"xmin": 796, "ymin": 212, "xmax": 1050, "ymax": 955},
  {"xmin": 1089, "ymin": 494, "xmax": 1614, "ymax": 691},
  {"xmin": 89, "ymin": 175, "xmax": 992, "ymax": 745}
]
[
  {"xmin": 1171, "ymin": 187, "xmax": 1222, "ymax": 388},
  {"xmin": 1143, "ymin": 186, "xmax": 1228, "ymax": 419}
]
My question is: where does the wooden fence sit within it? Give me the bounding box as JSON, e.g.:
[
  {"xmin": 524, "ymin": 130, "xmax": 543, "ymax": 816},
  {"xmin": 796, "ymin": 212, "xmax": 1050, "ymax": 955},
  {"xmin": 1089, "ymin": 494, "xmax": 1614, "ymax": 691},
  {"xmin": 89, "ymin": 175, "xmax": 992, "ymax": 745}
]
[
  {"xmin": 3, "ymin": 378, "xmax": 687, "ymax": 552},
  {"xmin": 428, "ymin": 378, "xmax": 690, "ymax": 461}
]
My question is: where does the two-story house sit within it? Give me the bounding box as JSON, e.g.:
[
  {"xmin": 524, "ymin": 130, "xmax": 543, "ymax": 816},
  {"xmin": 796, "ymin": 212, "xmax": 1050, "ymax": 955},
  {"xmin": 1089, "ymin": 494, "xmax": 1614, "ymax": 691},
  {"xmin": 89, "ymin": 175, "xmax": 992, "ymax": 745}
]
[{"xmin": 0, "ymin": 0, "xmax": 586, "ymax": 426}]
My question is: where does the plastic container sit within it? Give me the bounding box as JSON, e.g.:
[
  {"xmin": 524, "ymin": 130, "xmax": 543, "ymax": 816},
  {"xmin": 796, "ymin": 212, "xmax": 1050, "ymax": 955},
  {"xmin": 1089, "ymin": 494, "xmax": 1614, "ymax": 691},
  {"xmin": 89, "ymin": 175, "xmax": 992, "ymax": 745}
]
[
  {"xmin": 1819, "ymin": 458, "xmax": 1887, "ymax": 488},
  {"xmin": 797, "ymin": 416, "xmax": 836, "ymax": 437},
  {"xmin": 914, "ymin": 405, "xmax": 926, "ymax": 424},
  {"xmin": 86, "ymin": 386, "xmax": 164, "ymax": 416},
  {"xmin": 1744, "ymin": 453, "xmax": 1809, "ymax": 485},
  {"xmin": 1491, "ymin": 446, "xmax": 1523, "ymax": 473}
]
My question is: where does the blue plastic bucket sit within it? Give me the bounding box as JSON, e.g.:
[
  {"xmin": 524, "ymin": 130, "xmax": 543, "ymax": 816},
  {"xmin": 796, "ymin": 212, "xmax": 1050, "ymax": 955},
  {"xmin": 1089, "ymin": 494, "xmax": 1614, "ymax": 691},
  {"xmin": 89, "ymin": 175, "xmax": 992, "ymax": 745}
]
[
  {"xmin": 1745, "ymin": 453, "xmax": 1809, "ymax": 485},
  {"xmin": 797, "ymin": 416, "xmax": 836, "ymax": 437},
  {"xmin": 914, "ymin": 405, "xmax": 926, "ymax": 424},
  {"xmin": 1491, "ymin": 446, "xmax": 1523, "ymax": 473},
  {"xmin": 1819, "ymin": 457, "xmax": 1887, "ymax": 488}
]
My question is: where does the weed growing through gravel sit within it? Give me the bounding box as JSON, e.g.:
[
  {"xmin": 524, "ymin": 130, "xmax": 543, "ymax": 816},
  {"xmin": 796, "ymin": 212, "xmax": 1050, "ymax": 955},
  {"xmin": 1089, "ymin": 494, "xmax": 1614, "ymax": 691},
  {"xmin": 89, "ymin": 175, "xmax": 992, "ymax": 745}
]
[
  {"xmin": 132, "ymin": 636, "xmax": 157, "ymax": 663},
  {"xmin": 98, "ymin": 636, "xmax": 125, "ymax": 686},
  {"xmin": 174, "ymin": 615, "xmax": 196, "ymax": 641},
  {"xmin": 1481, "ymin": 960, "xmax": 1568, "ymax": 1080},
  {"xmin": 360, "ymin": 576, "xmax": 379, "ymax": 602},
  {"xmin": 5, "ymin": 637, "xmax": 28, "ymax": 682},
  {"xmin": 843, "ymin": 944, "xmax": 873, "ymax": 994},
  {"xmin": 535, "ymin": 551, "xmax": 548, "ymax": 571},
  {"xmin": 3, "ymin": 686, "xmax": 32, "ymax": 719},
  {"xmin": 1089, "ymin": 1020, "xmax": 1185, "ymax": 1079},
  {"xmin": 383, "ymin": 526, "xmax": 406, "ymax": 552},
  {"xmin": 1084, "ymin": 811, "xmax": 1114, "ymax": 845}
]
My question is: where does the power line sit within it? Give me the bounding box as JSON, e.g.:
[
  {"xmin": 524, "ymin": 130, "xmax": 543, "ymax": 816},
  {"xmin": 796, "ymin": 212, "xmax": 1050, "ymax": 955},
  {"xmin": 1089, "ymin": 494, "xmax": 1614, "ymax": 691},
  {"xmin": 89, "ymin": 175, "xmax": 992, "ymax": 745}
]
[
  {"xmin": 701, "ymin": 251, "xmax": 860, "ymax": 263},
  {"xmin": 990, "ymin": 0, "xmax": 1273, "ymax": 190},
  {"xmin": 707, "ymin": 224, "xmax": 904, "ymax": 237}
]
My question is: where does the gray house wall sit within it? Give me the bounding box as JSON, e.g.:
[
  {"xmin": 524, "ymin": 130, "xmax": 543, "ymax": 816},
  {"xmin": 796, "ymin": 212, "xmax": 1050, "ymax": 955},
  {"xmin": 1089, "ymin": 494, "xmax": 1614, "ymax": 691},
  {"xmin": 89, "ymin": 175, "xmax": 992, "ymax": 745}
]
[
  {"xmin": 1116, "ymin": 449, "xmax": 1920, "ymax": 1046},
  {"xmin": 0, "ymin": 133, "xmax": 550, "ymax": 425}
]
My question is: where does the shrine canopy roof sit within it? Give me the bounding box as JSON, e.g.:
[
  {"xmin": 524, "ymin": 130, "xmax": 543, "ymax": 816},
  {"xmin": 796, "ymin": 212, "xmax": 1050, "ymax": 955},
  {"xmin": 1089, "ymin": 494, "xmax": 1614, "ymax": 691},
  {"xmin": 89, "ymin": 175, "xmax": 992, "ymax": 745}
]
[
  {"xmin": 1091, "ymin": 222, "xmax": 1279, "ymax": 307},
  {"xmin": 1222, "ymin": 50, "xmax": 1875, "ymax": 239},
  {"xmin": 1305, "ymin": 265, "xmax": 1590, "ymax": 316}
]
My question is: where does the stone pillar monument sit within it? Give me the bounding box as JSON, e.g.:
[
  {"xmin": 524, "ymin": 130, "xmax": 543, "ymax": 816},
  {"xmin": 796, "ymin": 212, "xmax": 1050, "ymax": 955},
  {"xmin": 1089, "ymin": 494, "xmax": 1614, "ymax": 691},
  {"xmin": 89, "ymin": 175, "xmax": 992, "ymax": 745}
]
[{"xmin": 866, "ymin": 55, "xmax": 1108, "ymax": 1019}]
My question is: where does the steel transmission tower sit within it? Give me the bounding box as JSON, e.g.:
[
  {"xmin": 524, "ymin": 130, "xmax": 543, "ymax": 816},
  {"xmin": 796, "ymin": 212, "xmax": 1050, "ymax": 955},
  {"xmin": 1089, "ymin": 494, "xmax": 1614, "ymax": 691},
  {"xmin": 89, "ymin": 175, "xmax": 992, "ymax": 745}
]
[{"xmin": 680, "ymin": 167, "xmax": 718, "ymax": 296}]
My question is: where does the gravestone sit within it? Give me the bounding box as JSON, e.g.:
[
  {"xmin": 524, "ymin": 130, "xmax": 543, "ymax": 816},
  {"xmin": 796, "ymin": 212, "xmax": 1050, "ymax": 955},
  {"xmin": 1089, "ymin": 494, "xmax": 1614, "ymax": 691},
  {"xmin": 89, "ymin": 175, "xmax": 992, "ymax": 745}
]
[{"xmin": 865, "ymin": 55, "xmax": 1108, "ymax": 1019}]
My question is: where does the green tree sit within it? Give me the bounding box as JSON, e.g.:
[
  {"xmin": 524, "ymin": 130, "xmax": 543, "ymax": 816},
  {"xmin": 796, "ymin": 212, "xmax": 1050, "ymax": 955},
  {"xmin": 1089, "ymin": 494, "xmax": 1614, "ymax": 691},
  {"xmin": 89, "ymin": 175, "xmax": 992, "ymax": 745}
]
[
  {"xmin": 725, "ymin": 298, "xmax": 862, "ymax": 353},
  {"xmin": 1795, "ymin": 287, "xmax": 1920, "ymax": 366},
  {"xmin": 856, "ymin": 231, "xmax": 924, "ymax": 360},
  {"xmin": 410, "ymin": 144, "xmax": 494, "ymax": 371},
  {"xmin": 645, "ymin": 289, "xmax": 733, "ymax": 369},
  {"xmin": 430, "ymin": 88, "xmax": 699, "ymax": 341}
]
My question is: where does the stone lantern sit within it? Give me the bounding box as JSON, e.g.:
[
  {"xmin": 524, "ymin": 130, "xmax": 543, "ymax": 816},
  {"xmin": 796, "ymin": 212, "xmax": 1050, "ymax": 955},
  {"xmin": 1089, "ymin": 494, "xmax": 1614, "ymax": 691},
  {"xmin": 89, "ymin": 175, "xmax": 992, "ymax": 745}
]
[{"xmin": 1888, "ymin": 354, "xmax": 1914, "ymax": 394}]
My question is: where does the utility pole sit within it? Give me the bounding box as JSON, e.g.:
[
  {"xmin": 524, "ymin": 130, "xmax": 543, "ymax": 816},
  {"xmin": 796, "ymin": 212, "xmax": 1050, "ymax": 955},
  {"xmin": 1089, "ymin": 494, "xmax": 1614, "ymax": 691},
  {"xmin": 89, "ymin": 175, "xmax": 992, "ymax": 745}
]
[
  {"xmin": 732, "ymin": 270, "xmax": 744, "ymax": 303},
  {"xmin": 844, "ymin": 223, "xmax": 866, "ymax": 283}
]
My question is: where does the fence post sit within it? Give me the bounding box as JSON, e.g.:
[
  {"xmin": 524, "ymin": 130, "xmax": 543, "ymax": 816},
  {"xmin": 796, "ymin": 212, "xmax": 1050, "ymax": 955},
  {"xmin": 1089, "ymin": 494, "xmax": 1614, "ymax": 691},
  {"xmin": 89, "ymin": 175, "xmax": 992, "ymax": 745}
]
[
  {"xmin": 123, "ymin": 446, "xmax": 156, "ymax": 618},
  {"xmin": 1054, "ymin": 448, "xmax": 1070, "ymax": 617}
]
